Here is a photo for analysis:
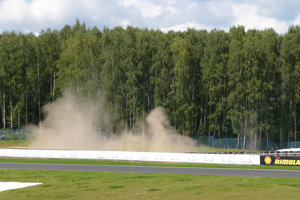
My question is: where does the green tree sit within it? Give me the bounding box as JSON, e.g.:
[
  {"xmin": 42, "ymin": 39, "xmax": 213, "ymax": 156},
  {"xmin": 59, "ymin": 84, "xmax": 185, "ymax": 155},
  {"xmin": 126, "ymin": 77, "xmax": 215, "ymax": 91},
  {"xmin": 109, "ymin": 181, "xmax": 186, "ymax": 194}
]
[
  {"xmin": 280, "ymin": 26, "xmax": 300, "ymax": 143},
  {"xmin": 100, "ymin": 27, "xmax": 126, "ymax": 132},
  {"xmin": 227, "ymin": 26, "xmax": 247, "ymax": 146},
  {"xmin": 202, "ymin": 29, "xmax": 229, "ymax": 138},
  {"xmin": 169, "ymin": 36, "xmax": 192, "ymax": 134}
]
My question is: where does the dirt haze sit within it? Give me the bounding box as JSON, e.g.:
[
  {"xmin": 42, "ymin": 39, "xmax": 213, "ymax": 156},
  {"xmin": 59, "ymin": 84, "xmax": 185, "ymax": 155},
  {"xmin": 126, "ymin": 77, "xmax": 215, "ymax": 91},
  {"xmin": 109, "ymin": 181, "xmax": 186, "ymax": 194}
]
[{"xmin": 29, "ymin": 92, "xmax": 196, "ymax": 152}]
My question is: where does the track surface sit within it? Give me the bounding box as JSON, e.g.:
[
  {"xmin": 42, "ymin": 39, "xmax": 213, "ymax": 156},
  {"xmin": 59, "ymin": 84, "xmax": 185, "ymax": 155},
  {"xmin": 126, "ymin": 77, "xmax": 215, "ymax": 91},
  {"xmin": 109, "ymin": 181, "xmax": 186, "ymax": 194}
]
[{"xmin": 0, "ymin": 163, "xmax": 299, "ymax": 178}]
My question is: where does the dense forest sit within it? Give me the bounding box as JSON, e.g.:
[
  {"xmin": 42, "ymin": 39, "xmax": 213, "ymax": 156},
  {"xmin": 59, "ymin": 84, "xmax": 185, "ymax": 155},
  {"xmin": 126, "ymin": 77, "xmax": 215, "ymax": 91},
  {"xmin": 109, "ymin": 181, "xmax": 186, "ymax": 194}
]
[{"xmin": 1, "ymin": 20, "xmax": 300, "ymax": 144}]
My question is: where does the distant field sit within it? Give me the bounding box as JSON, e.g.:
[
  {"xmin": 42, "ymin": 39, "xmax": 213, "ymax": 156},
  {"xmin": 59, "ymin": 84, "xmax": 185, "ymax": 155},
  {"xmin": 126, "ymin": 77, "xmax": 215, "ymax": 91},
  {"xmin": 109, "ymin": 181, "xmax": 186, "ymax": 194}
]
[
  {"xmin": 0, "ymin": 140, "xmax": 30, "ymax": 148},
  {"xmin": 0, "ymin": 139, "xmax": 255, "ymax": 152}
]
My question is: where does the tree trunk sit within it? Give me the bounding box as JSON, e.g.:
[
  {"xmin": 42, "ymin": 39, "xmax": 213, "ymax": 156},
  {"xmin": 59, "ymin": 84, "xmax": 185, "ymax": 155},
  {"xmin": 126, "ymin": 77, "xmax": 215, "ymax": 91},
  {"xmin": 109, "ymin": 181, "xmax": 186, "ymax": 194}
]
[
  {"xmin": 37, "ymin": 60, "xmax": 41, "ymax": 127},
  {"xmin": 9, "ymin": 77, "xmax": 13, "ymax": 129},
  {"xmin": 26, "ymin": 90, "xmax": 28, "ymax": 126},
  {"xmin": 294, "ymin": 115, "xmax": 297, "ymax": 142},
  {"xmin": 25, "ymin": 66, "xmax": 28, "ymax": 126},
  {"xmin": 237, "ymin": 134, "xmax": 240, "ymax": 149},
  {"xmin": 2, "ymin": 93, "xmax": 5, "ymax": 129},
  {"xmin": 76, "ymin": 51, "xmax": 79, "ymax": 108},
  {"xmin": 10, "ymin": 100, "xmax": 12, "ymax": 129},
  {"xmin": 50, "ymin": 61, "xmax": 52, "ymax": 101},
  {"xmin": 18, "ymin": 106, "xmax": 20, "ymax": 129},
  {"xmin": 53, "ymin": 71, "xmax": 56, "ymax": 101},
  {"xmin": 243, "ymin": 133, "xmax": 246, "ymax": 149}
]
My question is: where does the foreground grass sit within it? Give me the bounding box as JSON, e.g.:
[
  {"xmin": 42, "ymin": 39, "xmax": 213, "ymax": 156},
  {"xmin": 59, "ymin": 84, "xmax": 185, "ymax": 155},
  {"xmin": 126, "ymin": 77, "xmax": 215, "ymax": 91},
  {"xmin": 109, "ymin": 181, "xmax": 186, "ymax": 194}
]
[{"xmin": 0, "ymin": 169, "xmax": 300, "ymax": 200}]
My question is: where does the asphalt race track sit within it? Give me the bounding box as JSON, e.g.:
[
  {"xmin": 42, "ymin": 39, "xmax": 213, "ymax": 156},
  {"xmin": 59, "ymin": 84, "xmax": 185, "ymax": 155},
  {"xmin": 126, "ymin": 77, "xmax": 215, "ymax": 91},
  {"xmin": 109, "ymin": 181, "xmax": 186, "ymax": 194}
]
[{"xmin": 0, "ymin": 163, "xmax": 299, "ymax": 178}]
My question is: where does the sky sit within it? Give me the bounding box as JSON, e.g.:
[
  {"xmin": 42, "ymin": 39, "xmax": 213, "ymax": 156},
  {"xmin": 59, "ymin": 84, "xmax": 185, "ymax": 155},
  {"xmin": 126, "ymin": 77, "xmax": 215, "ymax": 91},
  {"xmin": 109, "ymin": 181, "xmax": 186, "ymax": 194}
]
[{"xmin": 0, "ymin": 0, "xmax": 300, "ymax": 35}]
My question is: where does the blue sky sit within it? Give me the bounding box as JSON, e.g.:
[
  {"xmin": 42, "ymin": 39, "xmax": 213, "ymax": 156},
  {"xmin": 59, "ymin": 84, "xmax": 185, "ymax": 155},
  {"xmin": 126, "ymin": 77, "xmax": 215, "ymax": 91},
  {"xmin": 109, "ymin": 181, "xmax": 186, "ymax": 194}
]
[{"xmin": 0, "ymin": 0, "xmax": 300, "ymax": 34}]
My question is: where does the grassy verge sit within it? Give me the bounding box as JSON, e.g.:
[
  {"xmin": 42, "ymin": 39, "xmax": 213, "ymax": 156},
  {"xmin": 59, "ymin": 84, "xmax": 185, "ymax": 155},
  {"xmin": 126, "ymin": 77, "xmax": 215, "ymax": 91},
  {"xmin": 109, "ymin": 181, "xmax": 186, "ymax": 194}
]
[
  {"xmin": 0, "ymin": 169, "xmax": 300, "ymax": 200},
  {"xmin": 0, "ymin": 140, "xmax": 30, "ymax": 148}
]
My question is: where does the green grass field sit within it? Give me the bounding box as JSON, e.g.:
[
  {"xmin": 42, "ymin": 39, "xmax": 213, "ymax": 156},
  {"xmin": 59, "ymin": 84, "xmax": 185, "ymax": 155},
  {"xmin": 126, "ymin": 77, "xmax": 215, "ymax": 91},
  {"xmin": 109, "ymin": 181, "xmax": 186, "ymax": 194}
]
[
  {"xmin": 1, "ymin": 140, "xmax": 300, "ymax": 199},
  {"xmin": 1, "ymin": 169, "xmax": 300, "ymax": 200}
]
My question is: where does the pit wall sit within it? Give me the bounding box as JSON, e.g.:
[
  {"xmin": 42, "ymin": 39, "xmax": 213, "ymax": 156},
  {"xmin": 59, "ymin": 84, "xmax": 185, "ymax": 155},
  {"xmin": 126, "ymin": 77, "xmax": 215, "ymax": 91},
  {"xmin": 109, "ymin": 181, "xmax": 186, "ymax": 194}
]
[{"xmin": 0, "ymin": 149, "xmax": 261, "ymax": 165}]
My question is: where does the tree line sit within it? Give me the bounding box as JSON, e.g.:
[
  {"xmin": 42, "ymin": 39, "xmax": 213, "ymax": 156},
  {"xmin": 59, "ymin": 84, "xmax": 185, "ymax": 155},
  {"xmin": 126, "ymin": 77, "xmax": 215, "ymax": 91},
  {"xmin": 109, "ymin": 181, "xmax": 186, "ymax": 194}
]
[{"xmin": 1, "ymin": 20, "xmax": 300, "ymax": 144}]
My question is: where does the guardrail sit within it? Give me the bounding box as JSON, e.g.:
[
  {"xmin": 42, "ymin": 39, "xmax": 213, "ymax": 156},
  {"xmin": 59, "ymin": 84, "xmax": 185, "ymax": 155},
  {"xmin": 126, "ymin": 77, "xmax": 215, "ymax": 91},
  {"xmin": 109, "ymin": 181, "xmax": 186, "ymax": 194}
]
[{"xmin": 0, "ymin": 149, "xmax": 261, "ymax": 165}]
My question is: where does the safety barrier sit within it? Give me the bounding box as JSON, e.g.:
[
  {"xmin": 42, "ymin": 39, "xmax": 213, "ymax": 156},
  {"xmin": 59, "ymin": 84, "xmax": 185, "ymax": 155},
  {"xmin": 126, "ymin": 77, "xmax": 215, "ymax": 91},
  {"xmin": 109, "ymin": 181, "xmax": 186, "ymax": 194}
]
[
  {"xmin": 0, "ymin": 149, "xmax": 261, "ymax": 165},
  {"xmin": 0, "ymin": 129, "xmax": 35, "ymax": 140}
]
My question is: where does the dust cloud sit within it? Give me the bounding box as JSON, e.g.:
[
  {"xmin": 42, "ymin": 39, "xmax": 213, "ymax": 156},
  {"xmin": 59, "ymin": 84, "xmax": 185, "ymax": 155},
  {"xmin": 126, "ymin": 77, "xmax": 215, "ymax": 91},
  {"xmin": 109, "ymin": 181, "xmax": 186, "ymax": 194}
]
[{"xmin": 29, "ymin": 92, "xmax": 196, "ymax": 153}]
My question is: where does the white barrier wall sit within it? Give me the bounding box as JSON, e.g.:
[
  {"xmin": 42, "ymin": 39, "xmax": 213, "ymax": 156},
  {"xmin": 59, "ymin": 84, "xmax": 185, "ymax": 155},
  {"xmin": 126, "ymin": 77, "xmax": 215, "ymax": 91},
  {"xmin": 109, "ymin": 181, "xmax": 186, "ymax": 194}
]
[{"xmin": 0, "ymin": 149, "xmax": 261, "ymax": 165}]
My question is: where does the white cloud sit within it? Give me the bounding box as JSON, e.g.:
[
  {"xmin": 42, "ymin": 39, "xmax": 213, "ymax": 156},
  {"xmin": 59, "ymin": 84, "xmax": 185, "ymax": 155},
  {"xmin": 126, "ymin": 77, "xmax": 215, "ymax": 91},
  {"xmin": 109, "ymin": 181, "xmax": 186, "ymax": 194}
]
[
  {"xmin": 161, "ymin": 22, "xmax": 214, "ymax": 33},
  {"xmin": 231, "ymin": 3, "xmax": 289, "ymax": 34},
  {"xmin": 0, "ymin": 0, "xmax": 298, "ymax": 34},
  {"xmin": 187, "ymin": 2, "xmax": 197, "ymax": 10},
  {"xmin": 0, "ymin": 0, "xmax": 29, "ymax": 23},
  {"xmin": 30, "ymin": 0, "xmax": 72, "ymax": 22},
  {"xmin": 0, "ymin": 0, "xmax": 75, "ymax": 32},
  {"xmin": 292, "ymin": 14, "xmax": 300, "ymax": 27},
  {"xmin": 208, "ymin": 1, "xmax": 232, "ymax": 20},
  {"xmin": 120, "ymin": 20, "xmax": 131, "ymax": 28},
  {"xmin": 166, "ymin": 6, "xmax": 178, "ymax": 15},
  {"xmin": 122, "ymin": 0, "xmax": 163, "ymax": 19}
]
